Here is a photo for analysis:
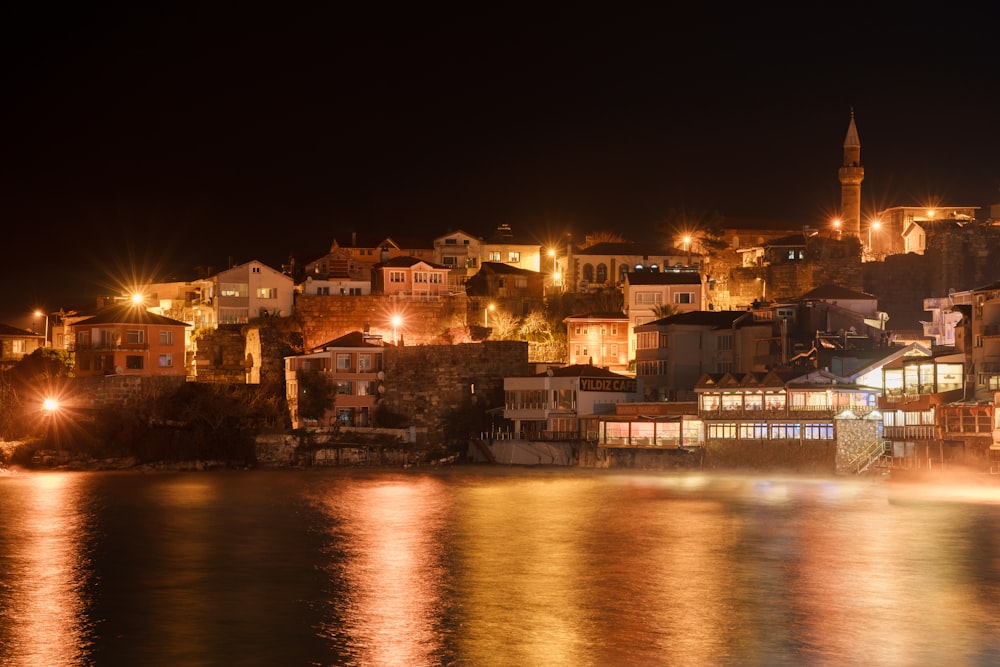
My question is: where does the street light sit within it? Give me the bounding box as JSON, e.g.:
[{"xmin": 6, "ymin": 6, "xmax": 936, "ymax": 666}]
[
  {"xmin": 391, "ymin": 315, "xmax": 402, "ymax": 345},
  {"xmin": 832, "ymin": 219, "xmax": 842, "ymax": 239},
  {"xmin": 33, "ymin": 310, "xmax": 49, "ymax": 348},
  {"xmin": 484, "ymin": 303, "xmax": 495, "ymax": 327},
  {"xmin": 683, "ymin": 236, "xmax": 692, "ymax": 266},
  {"xmin": 868, "ymin": 219, "xmax": 881, "ymax": 256}
]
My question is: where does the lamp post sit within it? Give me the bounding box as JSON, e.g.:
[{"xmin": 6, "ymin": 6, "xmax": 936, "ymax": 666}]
[
  {"xmin": 683, "ymin": 236, "xmax": 692, "ymax": 267},
  {"xmin": 391, "ymin": 315, "xmax": 402, "ymax": 345},
  {"xmin": 484, "ymin": 303, "xmax": 495, "ymax": 327},
  {"xmin": 868, "ymin": 220, "xmax": 881, "ymax": 256},
  {"xmin": 832, "ymin": 219, "xmax": 842, "ymax": 239},
  {"xmin": 33, "ymin": 310, "xmax": 49, "ymax": 348}
]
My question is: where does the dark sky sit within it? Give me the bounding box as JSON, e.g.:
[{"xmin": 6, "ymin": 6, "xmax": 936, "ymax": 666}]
[{"xmin": 2, "ymin": 5, "xmax": 998, "ymax": 324}]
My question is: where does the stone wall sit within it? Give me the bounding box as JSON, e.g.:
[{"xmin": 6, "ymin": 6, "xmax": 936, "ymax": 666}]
[
  {"xmin": 192, "ymin": 325, "xmax": 248, "ymax": 383},
  {"xmin": 705, "ymin": 237, "xmax": 863, "ymax": 311},
  {"xmin": 72, "ymin": 375, "xmax": 187, "ymax": 410},
  {"xmin": 379, "ymin": 341, "xmax": 530, "ymax": 445},
  {"xmin": 862, "ymin": 223, "xmax": 1000, "ymax": 332},
  {"xmin": 294, "ymin": 294, "xmax": 472, "ymax": 350},
  {"xmin": 833, "ymin": 416, "xmax": 880, "ymax": 473}
]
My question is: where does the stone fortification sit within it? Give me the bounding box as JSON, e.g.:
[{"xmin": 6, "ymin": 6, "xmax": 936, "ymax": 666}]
[
  {"xmin": 706, "ymin": 237, "xmax": 864, "ymax": 310},
  {"xmin": 378, "ymin": 341, "xmax": 529, "ymax": 445},
  {"xmin": 192, "ymin": 325, "xmax": 248, "ymax": 383},
  {"xmin": 192, "ymin": 323, "xmax": 291, "ymax": 386},
  {"xmin": 294, "ymin": 294, "xmax": 471, "ymax": 350},
  {"xmin": 72, "ymin": 375, "xmax": 187, "ymax": 411}
]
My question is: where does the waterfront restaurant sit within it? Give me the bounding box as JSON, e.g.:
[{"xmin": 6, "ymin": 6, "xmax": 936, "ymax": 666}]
[
  {"xmin": 580, "ymin": 402, "xmax": 704, "ymax": 449},
  {"xmin": 694, "ymin": 368, "xmax": 880, "ymax": 444},
  {"xmin": 502, "ymin": 364, "xmax": 642, "ymax": 440}
]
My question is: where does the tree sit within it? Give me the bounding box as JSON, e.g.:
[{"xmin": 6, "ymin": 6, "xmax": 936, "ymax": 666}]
[
  {"xmin": 295, "ymin": 367, "xmax": 335, "ymax": 423},
  {"xmin": 579, "ymin": 230, "xmax": 626, "ymax": 249},
  {"xmin": 519, "ymin": 310, "xmax": 553, "ymax": 342},
  {"xmin": 652, "ymin": 304, "xmax": 679, "ymax": 320},
  {"xmin": 489, "ymin": 309, "xmax": 521, "ymax": 340},
  {"xmin": 656, "ymin": 208, "xmax": 730, "ymax": 255}
]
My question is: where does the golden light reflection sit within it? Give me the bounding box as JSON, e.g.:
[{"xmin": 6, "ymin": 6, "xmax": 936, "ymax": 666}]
[
  {"xmin": 454, "ymin": 480, "xmax": 592, "ymax": 666},
  {"xmin": 1, "ymin": 472, "xmax": 92, "ymax": 666},
  {"xmin": 319, "ymin": 476, "xmax": 452, "ymax": 667}
]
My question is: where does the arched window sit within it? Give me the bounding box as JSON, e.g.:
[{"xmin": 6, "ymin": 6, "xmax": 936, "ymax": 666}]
[
  {"xmin": 596, "ymin": 263, "xmax": 608, "ymax": 284},
  {"xmin": 582, "ymin": 264, "xmax": 595, "ymax": 282}
]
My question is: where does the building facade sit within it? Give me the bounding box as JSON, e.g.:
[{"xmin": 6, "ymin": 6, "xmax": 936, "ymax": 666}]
[
  {"xmin": 284, "ymin": 331, "xmax": 386, "ymax": 429},
  {"xmin": 502, "ymin": 364, "xmax": 642, "ymax": 440},
  {"xmin": 70, "ymin": 304, "xmax": 190, "ymax": 378},
  {"xmin": 563, "ymin": 312, "xmax": 630, "ymax": 373}
]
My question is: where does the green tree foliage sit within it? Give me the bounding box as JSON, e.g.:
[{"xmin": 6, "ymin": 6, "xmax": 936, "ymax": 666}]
[
  {"xmin": 657, "ymin": 208, "xmax": 729, "ymax": 254},
  {"xmin": 0, "ymin": 348, "xmax": 74, "ymax": 440},
  {"xmin": 295, "ymin": 367, "xmax": 334, "ymax": 422},
  {"xmin": 578, "ymin": 230, "xmax": 626, "ymax": 248},
  {"xmin": 92, "ymin": 382, "xmax": 260, "ymax": 464},
  {"xmin": 652, "ymin": 304, "xmax": 679, "ymax": 320}
]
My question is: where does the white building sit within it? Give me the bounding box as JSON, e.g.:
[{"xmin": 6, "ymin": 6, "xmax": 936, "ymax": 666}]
[
  {"xmin": 502, "ymin": 364, "xmax": 642, "ymax": 440},
  {"xmin": 210, "ymin": 260, "xmax": 295, "ymax": 324}
]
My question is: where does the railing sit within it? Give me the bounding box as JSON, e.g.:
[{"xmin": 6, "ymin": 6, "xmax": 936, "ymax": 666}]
[
  {"xmin": 480, "ymin": 430, "xmax": 580, "ymax": 442},
  {"xmin": 883, "ymin": 425, "xmax": 936, "ymax": 440},
  {"xmin": 844, "ymin": 439, "xmax": 889, "ymax": 475},
  {"xmin": 70, "ymin": 343, "xmax": 150, "ymax": 351},
  {"xmin": 698, "ymin": 406, "xmax": 850, "ymax": 419}
]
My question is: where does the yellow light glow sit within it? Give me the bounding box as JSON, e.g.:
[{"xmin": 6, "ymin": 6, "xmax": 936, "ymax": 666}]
[
  {"xmin": 42, "ymin": 398, "xmax": 59, "ymax": 413},
  {"xmin": 131, "ymin": 293, "xmax": 144, "ymax": 305}
]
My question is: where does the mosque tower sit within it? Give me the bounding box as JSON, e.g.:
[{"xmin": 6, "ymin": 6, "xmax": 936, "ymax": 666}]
[{"xmin": 838, "ymin": 109, "xmax": 864, "ymax": 238}]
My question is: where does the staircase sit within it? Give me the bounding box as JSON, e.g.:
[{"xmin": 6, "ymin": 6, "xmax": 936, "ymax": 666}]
[
  {"xmin": 470, "ymin": 438, "xmax": 496, "ymax": 464},
  {"xmin": 846, "ymin": 439, "xmax": 889, "ymax": 475}
]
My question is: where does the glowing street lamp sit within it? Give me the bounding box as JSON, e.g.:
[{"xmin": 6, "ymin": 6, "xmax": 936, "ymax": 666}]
[
  {"xmin": 391, "ymin": 315, "xmax": 402, "ymax": 345},
  {"xmin": 484, "ymin": 303, "xmax": 495, "ymax": 327},
  {"xmin": 683, "ymin": 235, "xmax": 692, "ymax": 266},
  {"xmin": 33, "ymin": 310, "xmax": 49, "ymax": 348},
  {"xmin": 868, "ymin": 219, "xmax": 882, "ymax": 255},
  {"xmin": 832, "ymin": 218, "xmax": 842, "ymax": 239},
  {"xmin": 547, "ymin": 248, "xmax": 560, "ymax": 292}
]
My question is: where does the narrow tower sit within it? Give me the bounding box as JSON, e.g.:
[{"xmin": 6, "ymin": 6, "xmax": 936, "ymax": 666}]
[{"xmin": 838, "ymin": 109, "xmax": 864, "ymax": 238}]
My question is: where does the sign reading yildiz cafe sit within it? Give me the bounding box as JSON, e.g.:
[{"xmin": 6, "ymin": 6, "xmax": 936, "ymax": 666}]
[{"xmin": 579, "ymin": 377, "xmax": 638, "ymax": 393}]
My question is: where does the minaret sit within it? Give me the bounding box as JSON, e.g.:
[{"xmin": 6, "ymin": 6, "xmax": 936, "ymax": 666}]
[{"xmin": 838, "ymin": 109, "xmax": 864, "ymax": 238}]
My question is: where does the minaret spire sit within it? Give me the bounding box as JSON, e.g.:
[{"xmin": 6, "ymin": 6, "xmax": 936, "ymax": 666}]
[{"xmin": 838, "ymin": 108, "xmax": 864, "ymax": 238}]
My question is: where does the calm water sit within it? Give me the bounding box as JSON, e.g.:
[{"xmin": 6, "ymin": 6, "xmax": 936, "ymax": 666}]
[{"xmin": 2, "ymin": 466, "xmax": 1000, "ymax": 667}]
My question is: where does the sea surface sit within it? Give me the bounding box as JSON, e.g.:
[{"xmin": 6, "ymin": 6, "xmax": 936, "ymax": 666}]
[{"xmin": 2, "ymin": 466, "xmax": 1000, "ymax": 666}]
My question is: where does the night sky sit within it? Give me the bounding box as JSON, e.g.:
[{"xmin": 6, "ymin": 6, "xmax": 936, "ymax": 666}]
[{"xmin": 2, "ymin": 5, "xmax": 997, "ymax": 324}]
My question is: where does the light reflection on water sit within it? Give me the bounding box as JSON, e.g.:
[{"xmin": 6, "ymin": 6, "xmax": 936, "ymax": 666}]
[
  {"xmin": 1, "ymin": 468, "xmax": 1000, "ymax": 666},
  {"xmin": 0, "ymin": 472, "xmax": 93, "ymax": 667}
]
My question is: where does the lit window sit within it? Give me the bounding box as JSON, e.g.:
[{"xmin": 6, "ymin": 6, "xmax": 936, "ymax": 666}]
[{"xmin": 158, "ymin": 353, "xmax": 173, "ymax": 368}]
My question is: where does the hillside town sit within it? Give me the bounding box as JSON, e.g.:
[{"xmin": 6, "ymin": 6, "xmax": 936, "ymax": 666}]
[{"xmin": 4, "ymin": 113, "xmax": 1000, "ymax": 474}]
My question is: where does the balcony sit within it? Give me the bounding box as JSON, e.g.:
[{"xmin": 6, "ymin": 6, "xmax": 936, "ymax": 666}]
[
  {"xmin": 882, "ymin": 425, "xmax": 936, "ymax": 440},
  {"xmin": 71, "ymin": 342, "xmax": 150, "ymax": 352}
]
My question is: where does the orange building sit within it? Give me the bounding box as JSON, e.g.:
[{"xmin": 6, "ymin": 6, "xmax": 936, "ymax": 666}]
[{"xmin": 70, "ymin": 304, "xmax": 190, "ymax": 377}]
